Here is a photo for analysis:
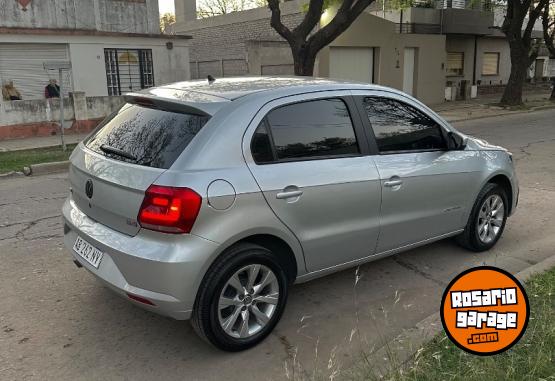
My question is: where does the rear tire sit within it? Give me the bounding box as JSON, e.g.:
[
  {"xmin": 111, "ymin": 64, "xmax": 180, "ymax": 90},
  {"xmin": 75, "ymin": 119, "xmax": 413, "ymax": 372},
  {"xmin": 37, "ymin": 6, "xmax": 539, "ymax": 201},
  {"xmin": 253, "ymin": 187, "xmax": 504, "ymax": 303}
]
[
  {"xmin": 191, "ymin": 242, "xmax": 288, "ymax": 351},
  {"xmin": 456, "ymin": 183, "xmax": 508, "ymax": 252}
]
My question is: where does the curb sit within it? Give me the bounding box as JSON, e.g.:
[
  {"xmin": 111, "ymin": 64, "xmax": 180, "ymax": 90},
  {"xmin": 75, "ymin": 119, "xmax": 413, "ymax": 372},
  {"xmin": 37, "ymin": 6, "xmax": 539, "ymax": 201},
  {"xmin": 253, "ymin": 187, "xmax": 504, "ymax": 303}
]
[
  {"xmin": 515, "ymin": 254, "xmax": 555, "ymax": 283},
  {"xmin": 0, "ymin": 171, "xmax": 25, "ymax": 180},
  {"xmin": 366, "ymin": 253, "xmax": 555, "ymax": 378},
  {"xmin": 25, "ymin": 161, "xmax": 70, "ymax": 176},
  {"xmin": 0, "ymin": 138, "xmax": 85, "ymax": 153}
]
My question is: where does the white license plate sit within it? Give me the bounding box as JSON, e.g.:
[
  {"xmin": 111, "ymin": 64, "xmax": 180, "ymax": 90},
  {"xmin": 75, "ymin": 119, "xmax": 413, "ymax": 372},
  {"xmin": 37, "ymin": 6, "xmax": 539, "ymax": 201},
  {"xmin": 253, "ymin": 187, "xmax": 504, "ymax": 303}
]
[{"xmin": 73, "ymin": 236, "xmax": 104, "ymax": 268}]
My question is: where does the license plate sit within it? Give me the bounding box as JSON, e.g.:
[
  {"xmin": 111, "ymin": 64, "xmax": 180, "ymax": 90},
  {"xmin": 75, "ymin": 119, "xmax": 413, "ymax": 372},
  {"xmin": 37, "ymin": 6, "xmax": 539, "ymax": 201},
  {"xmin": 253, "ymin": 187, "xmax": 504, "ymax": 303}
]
[{"xmin": 73, "ymin": 236, "xmax": 104, "ymax": 268}]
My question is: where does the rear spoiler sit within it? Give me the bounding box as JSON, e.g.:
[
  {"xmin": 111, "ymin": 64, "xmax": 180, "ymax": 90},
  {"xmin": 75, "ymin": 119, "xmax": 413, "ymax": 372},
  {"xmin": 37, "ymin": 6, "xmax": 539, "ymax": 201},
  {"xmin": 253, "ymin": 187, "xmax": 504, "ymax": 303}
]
[{"xmin": 124, "ymin": 93, "xmax": 221, "ymax": 117}]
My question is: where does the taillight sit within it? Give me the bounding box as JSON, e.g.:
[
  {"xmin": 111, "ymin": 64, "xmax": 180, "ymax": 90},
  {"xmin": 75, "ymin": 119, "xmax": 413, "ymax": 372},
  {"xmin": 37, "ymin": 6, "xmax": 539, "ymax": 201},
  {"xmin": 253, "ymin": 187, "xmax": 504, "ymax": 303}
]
[{"xmin": 138, "ymin": 185, "xmax": 202, "ymax": 234}]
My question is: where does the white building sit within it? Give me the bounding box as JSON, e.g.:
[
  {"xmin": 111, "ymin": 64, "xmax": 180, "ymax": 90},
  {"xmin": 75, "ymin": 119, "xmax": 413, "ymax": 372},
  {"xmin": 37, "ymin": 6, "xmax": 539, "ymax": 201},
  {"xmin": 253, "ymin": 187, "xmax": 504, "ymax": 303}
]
[{"xmin": 0, "ymin": 0, "xmax": 191, "ymax": 99}]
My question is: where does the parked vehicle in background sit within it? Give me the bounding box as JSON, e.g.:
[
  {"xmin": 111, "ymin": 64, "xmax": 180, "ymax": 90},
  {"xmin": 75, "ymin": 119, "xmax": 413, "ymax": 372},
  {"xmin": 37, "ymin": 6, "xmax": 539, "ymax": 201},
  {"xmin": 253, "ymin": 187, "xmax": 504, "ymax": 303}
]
[{"xmin": 62, "ymin": 77, "xmax": 518, "ymax": 351}]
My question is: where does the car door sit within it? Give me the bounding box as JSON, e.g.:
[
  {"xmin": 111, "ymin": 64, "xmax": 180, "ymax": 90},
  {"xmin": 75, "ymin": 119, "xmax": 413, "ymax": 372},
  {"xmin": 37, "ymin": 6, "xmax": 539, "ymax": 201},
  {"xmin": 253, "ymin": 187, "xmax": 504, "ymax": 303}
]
[
  {"xmin": 352, "ymin": 91, "xmax": 483, "ymax": 254},
  {"xmin": 244, "ymin": 92, "xmax": 382, "ymax": 272}
]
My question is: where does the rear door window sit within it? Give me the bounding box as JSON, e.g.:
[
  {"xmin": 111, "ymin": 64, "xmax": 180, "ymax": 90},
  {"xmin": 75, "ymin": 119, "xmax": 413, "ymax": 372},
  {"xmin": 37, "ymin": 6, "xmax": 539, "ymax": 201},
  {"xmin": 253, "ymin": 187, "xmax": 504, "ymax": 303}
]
[
  {"xmin": 85, "ymin": 104, "xmax": 210, "ymax": 169},
  {"xmin": 254, "ymin": 98, "xmax": 359, "ymax": 163}
]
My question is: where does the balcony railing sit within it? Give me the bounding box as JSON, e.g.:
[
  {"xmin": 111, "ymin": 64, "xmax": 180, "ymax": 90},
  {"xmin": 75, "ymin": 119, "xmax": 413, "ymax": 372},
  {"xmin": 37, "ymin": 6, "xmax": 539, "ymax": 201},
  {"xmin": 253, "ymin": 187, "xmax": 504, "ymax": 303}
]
[
  {"xmin": 434, "ymin": 0, "xmax": 494, "ymax": 11},
  {"xmin": 395, "ymin": 23, "xmax": 442, "ymax": 33}
]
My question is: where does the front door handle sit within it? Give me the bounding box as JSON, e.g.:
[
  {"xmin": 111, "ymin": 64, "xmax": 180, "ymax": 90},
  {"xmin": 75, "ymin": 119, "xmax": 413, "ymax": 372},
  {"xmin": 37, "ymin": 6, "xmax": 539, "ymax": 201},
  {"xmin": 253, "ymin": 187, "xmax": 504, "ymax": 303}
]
[
  {"xmin": 276, "ymin": 190, "xmax": 303, "ymax": 199},
  {"xmin": 384, "ymin": 179, "xmax": 403, "ymax": 187}
]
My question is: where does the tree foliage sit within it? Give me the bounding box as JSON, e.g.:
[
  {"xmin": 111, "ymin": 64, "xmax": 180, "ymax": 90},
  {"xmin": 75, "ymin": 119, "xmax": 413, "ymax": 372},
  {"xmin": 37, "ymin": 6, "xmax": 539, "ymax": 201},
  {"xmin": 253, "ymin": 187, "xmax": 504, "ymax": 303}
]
[
  {"xmin": 160, "ymin": 12, "xmax": 176, "ymax": 34},
  {"xmin": 197, "ymin": 0, "xmax": 267, "ymax": 18}
]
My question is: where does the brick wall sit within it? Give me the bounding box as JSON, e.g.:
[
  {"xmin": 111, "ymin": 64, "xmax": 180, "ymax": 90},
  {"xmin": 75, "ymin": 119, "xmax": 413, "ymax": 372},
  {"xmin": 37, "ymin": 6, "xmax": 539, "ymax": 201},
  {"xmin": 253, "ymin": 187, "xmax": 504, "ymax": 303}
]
[
  {"xmin": 184, "ymin": 12, "xmax": 304, "ymax": 78},
  {"xmin": 187, "ymin": 13, "xmax": 304, "ymax": 62}
]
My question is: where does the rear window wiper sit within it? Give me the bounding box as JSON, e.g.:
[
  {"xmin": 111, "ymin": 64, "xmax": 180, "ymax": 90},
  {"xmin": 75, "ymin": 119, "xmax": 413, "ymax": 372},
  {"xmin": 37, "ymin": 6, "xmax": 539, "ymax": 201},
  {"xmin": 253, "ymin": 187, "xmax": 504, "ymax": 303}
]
[{"xmin": 100, "ymin": 144, "xmax": 137, "ymax": 161}]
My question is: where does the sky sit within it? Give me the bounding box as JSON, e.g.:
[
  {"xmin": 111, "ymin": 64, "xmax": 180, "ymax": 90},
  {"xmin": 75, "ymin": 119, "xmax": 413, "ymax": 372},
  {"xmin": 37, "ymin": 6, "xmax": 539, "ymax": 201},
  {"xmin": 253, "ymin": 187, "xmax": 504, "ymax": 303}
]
[{"xmin": 159, "ymin": 0, "xmax": 175, "ymax": 15}]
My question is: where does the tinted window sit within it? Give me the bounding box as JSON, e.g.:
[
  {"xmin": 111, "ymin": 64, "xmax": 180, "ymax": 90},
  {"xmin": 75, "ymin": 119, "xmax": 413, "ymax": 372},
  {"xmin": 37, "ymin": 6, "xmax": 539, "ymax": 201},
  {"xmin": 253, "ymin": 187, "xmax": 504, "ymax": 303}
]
[
  {"xmin": 86, "ymin": 104, "xmax": 210, "ymax": 169},
  {"xmin": 251, "ymin": 120, "xmax": 274, "ymax": 163},
  {"xmin": 363, "ymin": 97, "xmax": 446, "ymax": 153},
  {"xmin": 265, "ymin": 98, "xmax": 359, "ymax": 161}
]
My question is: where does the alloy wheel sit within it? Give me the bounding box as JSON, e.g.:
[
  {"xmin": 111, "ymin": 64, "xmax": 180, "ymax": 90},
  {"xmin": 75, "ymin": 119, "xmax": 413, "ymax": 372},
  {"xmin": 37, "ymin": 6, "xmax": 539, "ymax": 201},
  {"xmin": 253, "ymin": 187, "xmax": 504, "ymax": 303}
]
[
  {"xmin": 477, "ymin": 194, "xmax": 505, "ymax": 244},
  {"xmin": 218, "ymin": 264, "xmax": 280, "ymax": 339}
]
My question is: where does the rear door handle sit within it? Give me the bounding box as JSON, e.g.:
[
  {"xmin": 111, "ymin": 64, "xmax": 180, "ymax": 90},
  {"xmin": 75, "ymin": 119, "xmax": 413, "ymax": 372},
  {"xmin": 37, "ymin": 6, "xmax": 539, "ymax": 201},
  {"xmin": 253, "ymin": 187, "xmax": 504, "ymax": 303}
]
[
  {"xmin": 384, "ymin": 180, "xmax": 403, "ymax": 187},
  {"xmin": 276, "ymin": 190, "xmax": 303, "ymax": 199}
]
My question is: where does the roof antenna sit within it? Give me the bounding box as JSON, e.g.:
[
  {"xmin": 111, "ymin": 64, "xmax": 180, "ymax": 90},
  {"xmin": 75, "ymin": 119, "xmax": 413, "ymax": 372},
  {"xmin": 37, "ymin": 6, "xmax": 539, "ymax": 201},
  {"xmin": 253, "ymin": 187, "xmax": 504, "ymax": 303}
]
[{"xmin": 207, "ymin": 75, "xmax": 216, "ymax": 85}]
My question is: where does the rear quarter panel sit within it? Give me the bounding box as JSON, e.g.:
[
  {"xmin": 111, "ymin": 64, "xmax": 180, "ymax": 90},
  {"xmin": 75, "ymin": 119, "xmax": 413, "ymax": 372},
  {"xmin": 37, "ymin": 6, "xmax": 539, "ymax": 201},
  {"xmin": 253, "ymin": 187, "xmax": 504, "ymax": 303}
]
[{"xmin": 154, "ymin": 99, "xmax": 308, "ymax": 294}]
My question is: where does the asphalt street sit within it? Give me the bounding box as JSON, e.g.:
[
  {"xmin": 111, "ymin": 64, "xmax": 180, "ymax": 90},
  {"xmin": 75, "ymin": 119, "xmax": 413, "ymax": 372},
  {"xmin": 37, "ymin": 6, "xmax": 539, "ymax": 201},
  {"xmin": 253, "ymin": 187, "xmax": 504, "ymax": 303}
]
[{"xmin": 1, "ymin": 109, "xmax": 554, "ymax": 380}]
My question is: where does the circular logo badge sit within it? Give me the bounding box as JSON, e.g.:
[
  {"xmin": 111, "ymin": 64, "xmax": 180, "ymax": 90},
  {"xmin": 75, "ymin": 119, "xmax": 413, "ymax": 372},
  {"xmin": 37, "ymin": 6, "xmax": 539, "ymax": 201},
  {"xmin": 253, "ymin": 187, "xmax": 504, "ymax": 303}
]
[
  {"xmin": 85, "ymin": 179, "xmax": 94, "ymax": 199},
  {"xmin": 440, "ymin": 266, "xmax": 529, "ymax": 356}
]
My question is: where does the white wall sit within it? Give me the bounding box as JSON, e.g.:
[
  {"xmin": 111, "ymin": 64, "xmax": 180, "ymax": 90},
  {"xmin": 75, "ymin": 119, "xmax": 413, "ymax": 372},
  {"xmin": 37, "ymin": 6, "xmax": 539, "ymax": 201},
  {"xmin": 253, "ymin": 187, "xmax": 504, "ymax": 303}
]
[
  {"xmin": 475, "ymin": 37, "xmax": 511, "ymax": 85},
  {"xmin": 69, "ymin": 40, "xmax": 190, "ymax": 96},
  {"xmin": 0, "ymin": 33, "xmax": 190, "ymax": 97},
  {"xmin": 69, "ymin": 44, "xmax": 108, "ymax": 96},
  {"xmin": 446, "ymin": 36, "xmax": 511, "ymax": 86}
]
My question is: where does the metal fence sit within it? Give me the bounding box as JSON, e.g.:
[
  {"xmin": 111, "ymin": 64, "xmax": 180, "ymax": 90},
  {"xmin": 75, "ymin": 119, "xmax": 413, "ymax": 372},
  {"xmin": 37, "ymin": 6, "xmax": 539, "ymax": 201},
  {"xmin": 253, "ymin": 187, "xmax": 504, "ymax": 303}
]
[
  {"xmin": 190, "ymin": 59, "xmax": 248, "ymax": 80},
  {"xmin": 434, "ymin": 0, "xmax": 494, "ymax": 11},
  {"xmin": 395, "ymin": 23, "xmax": 442, "ymax": 33}
]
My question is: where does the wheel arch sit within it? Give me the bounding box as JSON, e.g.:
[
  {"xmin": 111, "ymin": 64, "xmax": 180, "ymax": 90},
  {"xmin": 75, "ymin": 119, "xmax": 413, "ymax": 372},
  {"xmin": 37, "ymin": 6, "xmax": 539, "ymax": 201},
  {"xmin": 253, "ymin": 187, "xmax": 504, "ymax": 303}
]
[
  {"xmin": 213, "ymin": 231, "xmax": 303, "ymax": 283},
  {"xmin": 485, "ymin": 173, "xmax": 514, "ymax": 215},
  {"xmin": 236, "ymin": 234, "xmax": 298, "ymax": 282},
  {"xmin": 192, "ymin": 230, "xmax": 303, "ymax": 313}
]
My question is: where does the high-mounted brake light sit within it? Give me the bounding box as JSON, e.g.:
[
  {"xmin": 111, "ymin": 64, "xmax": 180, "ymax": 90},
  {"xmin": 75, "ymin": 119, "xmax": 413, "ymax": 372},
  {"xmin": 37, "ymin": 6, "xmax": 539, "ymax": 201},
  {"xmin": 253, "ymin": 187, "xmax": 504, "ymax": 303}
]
[{"xmin": 138, "ymin": 185, "xmax": 202, "ymax": 234}]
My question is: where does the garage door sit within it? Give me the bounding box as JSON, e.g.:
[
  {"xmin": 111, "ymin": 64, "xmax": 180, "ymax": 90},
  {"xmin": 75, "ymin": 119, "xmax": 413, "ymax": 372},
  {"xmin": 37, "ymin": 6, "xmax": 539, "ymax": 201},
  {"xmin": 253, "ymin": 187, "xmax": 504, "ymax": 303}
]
[
  {"xmin": 0, "ymin": 43, "xmax": 73, "ymax": 100},
  {"xmin": 329, "ymin": 47, "xmax": 374, "ymax": 83},
  {"xmin": 403, "ymin": 47, "xmax": 416, "ymax": 96}
]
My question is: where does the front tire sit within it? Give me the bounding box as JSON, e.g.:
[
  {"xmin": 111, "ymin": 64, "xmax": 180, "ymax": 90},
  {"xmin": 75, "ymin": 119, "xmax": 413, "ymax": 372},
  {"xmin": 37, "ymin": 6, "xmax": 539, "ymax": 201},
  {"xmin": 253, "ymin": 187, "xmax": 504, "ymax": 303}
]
[
  {"xmin": 191, "ymin": 243, "xmax": 288, "ymax": 351},
  {"xmin": 456, "ymin": 183, "xmax": 508, "ymax": 252}
]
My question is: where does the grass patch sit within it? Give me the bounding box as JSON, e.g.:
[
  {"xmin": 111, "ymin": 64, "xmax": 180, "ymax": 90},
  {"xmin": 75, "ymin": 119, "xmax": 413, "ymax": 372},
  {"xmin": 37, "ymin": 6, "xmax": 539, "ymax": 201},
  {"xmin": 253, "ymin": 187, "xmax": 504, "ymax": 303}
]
[
  {"xmin": 0, "ymin": 144, "xmax": 77, "ymax": 174},
  {"xmin": 354, "ymin": 267, "xmax": 555, "ymax": 381}
]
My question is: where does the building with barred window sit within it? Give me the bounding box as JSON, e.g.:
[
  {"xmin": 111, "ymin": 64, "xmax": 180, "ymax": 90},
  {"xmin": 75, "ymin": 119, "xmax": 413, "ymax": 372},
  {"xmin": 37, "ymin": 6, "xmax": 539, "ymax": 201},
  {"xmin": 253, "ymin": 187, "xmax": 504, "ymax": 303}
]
[{"xmin": 0, "ymin": 0, "xmax": 191, "ymax": 99}]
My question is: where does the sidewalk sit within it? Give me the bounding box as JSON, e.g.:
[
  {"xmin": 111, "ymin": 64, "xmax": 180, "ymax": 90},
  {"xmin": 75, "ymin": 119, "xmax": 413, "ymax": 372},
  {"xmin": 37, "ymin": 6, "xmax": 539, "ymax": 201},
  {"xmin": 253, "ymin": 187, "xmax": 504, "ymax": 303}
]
[
  {"xmin": 0, "ymin": 91, "xmax": 553, "ymax": 152},
  {"xmin": 0, "ymin": 133, "xmax": 89, "ymax": 152},
  {"xmin": 431, "ymin": 90, "xmax": 553, "ymax": 122}
]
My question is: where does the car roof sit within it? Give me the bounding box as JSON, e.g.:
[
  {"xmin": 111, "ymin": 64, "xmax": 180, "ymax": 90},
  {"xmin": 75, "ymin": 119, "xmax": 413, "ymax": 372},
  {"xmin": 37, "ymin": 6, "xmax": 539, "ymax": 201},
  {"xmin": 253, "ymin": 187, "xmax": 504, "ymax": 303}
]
[{"xmin": 144, "ymin": 76, "xmax": 390, "ymax": 102}]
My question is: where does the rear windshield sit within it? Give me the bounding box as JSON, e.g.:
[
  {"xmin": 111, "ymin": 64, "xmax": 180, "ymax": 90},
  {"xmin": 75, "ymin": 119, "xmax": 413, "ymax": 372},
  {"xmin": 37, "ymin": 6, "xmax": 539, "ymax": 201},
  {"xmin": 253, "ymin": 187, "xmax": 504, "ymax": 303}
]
[{"xmin": 85, "ymin": 104, "xmax": 210, "ymax": 169}]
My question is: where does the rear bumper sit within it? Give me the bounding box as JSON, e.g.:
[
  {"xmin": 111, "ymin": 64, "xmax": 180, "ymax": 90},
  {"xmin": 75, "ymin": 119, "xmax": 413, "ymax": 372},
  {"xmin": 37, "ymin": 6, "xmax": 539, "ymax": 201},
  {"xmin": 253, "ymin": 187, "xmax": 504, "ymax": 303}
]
[{"xmin": 62, "ymin": 197, "xmax": 219, "ymax": 320}]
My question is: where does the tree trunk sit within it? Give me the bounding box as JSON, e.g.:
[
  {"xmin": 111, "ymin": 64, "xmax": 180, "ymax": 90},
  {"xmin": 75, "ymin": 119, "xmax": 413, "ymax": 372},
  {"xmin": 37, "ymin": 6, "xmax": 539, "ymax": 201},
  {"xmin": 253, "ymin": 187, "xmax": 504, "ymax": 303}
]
[
  {"xmin": 292, "ymin": 45, "xmax": 316, "ymax": 76},
  {"xmin": 500, "ymin": 62, "xmax": 528, "ymax": 106},
  {"xmin": 500, "ymin": 42, "xmax": 530, "ymax": 106}
]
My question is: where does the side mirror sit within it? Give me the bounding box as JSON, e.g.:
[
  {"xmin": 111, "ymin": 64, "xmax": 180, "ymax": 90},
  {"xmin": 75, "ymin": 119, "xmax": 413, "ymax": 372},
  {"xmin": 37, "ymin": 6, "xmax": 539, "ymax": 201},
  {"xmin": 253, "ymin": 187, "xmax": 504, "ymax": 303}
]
[{"xmin": 447, "ymin": 131, "xmax": 467, "ymax": 150}]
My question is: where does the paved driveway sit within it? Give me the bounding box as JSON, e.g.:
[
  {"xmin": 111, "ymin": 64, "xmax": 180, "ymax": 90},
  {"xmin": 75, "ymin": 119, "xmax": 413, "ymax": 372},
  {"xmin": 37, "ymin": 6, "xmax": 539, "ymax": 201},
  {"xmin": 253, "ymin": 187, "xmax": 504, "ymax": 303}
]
[{"xmin": 1, "ymin": 109, "xmax": 554, "ymax": 380}]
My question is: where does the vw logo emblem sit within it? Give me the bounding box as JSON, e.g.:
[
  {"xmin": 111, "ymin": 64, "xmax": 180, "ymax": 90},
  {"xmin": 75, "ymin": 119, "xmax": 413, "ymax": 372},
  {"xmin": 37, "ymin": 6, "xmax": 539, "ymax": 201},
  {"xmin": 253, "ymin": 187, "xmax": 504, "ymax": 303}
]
[{"xmin": 85, "ymin": 179, "xmax": 94, "ymax": 199}]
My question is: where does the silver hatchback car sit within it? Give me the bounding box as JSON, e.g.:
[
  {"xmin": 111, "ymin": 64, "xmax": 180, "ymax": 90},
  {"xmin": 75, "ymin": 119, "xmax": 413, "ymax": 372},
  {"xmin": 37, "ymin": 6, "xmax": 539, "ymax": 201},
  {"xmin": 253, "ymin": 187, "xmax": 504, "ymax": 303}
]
[{"xmin": 63, "ymin": 77, "xmax": 518, "ymax": 351}]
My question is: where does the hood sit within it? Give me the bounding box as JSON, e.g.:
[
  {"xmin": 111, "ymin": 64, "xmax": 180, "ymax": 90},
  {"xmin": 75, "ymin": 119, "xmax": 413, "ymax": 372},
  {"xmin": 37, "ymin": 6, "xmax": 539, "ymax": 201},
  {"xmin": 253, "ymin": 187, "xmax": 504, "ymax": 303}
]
[{"xmin": 464, "ymin": 136, "xmax": 508, "ymax": 152}]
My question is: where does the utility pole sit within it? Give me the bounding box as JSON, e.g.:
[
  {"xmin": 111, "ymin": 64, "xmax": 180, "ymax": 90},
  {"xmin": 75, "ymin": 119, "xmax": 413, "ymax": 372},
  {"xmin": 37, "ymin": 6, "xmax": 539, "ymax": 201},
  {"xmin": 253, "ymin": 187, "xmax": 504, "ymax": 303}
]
[
  {"xmin": 58, "ymin": 67, "xmax": 66, "ymax": 151},
  {"xmin": 43, "ymin": 61, "xmax": 72, "ymax": 152}
]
